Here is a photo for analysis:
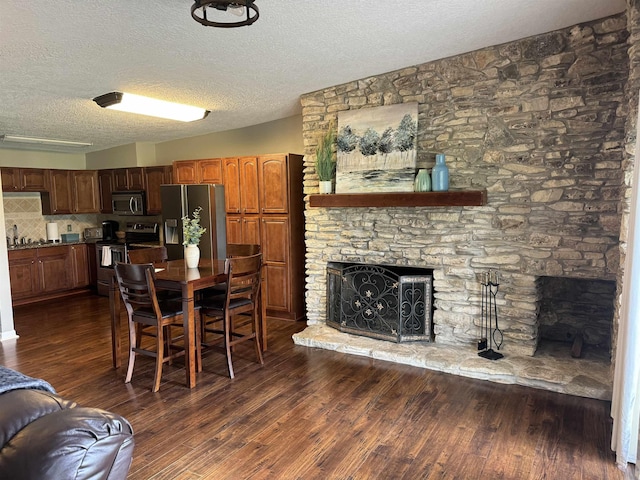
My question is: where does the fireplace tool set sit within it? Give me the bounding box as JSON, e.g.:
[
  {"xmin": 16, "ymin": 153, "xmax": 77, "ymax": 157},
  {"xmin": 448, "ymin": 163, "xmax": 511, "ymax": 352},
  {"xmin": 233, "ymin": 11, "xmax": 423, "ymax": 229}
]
[{"xmin": 478, "ymin": 269, "xmax": 504, "ymax": 360}]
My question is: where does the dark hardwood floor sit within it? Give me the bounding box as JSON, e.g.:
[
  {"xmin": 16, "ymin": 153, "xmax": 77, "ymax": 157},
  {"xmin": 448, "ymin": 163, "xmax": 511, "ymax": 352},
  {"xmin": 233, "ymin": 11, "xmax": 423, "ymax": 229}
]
[{"xmin": 0, "ymin": 293, "xmax": 628, "ymax": 479}]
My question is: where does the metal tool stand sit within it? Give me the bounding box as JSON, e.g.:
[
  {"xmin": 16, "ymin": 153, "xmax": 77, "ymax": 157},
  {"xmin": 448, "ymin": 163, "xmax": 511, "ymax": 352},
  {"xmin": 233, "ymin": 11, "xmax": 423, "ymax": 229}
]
[{"xmin": 478, "ymin": 270, "xmax": 504, "ymax": 360}]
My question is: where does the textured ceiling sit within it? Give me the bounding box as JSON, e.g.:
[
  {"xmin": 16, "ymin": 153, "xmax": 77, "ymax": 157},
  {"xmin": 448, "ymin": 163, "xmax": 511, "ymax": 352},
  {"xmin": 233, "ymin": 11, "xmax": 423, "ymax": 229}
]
[{"xmin": 0, "ymin": 0, "xmax": 626, "ymax": 154}]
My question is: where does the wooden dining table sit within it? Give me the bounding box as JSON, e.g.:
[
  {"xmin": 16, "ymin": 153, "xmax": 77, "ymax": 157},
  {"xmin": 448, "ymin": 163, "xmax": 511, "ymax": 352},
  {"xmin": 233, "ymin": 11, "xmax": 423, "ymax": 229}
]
[{"xmin": 109, "ymin": 258, "xmax": 227, "ymax": 389}]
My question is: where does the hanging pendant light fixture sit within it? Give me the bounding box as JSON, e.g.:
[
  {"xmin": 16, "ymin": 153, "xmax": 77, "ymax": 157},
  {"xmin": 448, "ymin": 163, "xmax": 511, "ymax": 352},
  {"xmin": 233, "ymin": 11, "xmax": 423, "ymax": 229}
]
[{"xmin": 191, "ymin": 1, "xmax": 259, "ymax": 28}]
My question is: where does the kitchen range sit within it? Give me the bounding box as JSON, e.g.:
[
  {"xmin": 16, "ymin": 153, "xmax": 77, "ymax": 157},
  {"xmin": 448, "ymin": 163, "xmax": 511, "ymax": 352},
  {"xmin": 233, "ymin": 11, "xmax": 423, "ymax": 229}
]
[{"xmin": 95, "ymin": 220, "xmax": 160, "ymax": 296}]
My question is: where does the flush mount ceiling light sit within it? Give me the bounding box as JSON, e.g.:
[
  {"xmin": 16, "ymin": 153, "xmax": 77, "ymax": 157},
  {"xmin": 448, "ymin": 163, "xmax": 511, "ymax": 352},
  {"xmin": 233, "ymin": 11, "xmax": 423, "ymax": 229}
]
[
  {"xmin": 191, "ymin": 0, "xmax": 259, "ymax": 28},
  {"xmin": 0, "ymin": 134, "xmax": 93, "ymax": 147},
  {"xmin": 93, "ymin": 92, "xmax": 210, "ymax": 122}
]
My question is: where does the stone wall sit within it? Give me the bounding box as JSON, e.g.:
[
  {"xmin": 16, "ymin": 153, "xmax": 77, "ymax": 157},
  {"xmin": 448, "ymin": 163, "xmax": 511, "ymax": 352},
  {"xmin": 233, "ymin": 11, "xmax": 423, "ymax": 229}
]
[
  {"xmin": 613, "ymin": 1, "xmax": 640, "ymax": 364},
  {"xmin": 301, "ymin": 14, "xmax": 628, "ymax": 356}
]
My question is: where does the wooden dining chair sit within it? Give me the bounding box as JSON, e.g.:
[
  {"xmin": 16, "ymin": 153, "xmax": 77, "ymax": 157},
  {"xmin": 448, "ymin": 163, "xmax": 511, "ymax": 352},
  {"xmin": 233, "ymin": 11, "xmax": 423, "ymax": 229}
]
[
  {"xmin": 127, "ymin": 246, "xmax": 180, "ymax": 302},
  {"xmin": 198, "ymin": 253, "xmax": 264, "ymax": 379},
  {"xmin": 225, "ymin": 244, "xmax": 268, "ymax": 350},
  {"xmin": 114, "ymin": 262, "xmax": 201, "ymax": 392},
  {"xmin": 227, "ymin": 243, "xmax": 260, "ymax": 257},
  {"xmin": 127, "ymin": 246, "xmax": 168, "ymax": 264},
  {"xmin": 204, "ymin": 243, "xmax": 267, "ymax": 350}
]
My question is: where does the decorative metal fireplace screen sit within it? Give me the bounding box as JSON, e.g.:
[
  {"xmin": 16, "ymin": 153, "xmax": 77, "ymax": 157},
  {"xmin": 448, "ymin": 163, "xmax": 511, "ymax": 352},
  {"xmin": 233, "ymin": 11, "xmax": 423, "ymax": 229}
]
[{"xmin": 327, "ymin": 262, "xmax": 433, "ymax": 343}]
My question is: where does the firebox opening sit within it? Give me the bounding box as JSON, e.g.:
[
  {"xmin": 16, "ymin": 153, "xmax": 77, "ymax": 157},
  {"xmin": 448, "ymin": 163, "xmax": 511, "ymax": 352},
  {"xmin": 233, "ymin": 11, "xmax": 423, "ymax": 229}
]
[{"xmin": 536, "ymin": 276, "xmax": 614, "ymax": 361}]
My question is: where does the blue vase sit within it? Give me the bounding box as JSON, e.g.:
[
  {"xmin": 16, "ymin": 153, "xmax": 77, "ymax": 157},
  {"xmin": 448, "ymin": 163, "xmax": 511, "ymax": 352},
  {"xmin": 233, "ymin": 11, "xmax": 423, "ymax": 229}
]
[
  {"xmin": 431, "ymin": 154, "xmax": 449, "ymax": 192},
  {"xmin": 414, "ymin": 169, "xmax": 431, "ymax": 192}
]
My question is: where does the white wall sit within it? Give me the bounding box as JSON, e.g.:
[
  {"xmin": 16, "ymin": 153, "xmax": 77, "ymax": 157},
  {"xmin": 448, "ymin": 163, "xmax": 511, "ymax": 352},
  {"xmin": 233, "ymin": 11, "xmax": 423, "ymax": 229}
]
[
  {"xmin": 155, "ymin": 115, "xmax": 303, "ymax": 163},
  {"xmin": 0, "ymin": 148, "xmax": 86, "ymax": 169},
  {"xmin": 84, "ymin": 115, "xmax": 303, "ymax": 168},
  {"xmin": 85, "ymin": 143, "xmax": 139, "ymax": 169},
  {"xmin": 0, "ymin": 178, "xmax": 17, "ymax": 341}
]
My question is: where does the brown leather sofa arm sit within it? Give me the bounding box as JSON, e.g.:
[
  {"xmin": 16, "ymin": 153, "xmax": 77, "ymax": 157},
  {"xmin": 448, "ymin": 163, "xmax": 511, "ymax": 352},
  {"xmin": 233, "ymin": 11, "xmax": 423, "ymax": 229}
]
[{"xmin": 0, "ymin": 389, "xmax": 134, "ymax": 480}]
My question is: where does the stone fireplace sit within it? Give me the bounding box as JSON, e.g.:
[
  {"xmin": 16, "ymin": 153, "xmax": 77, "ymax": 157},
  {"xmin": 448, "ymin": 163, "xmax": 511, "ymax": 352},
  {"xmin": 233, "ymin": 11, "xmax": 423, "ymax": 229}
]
[{"xmin": 294, "ymin": 13, "xmax": 628, "ymax": 400}]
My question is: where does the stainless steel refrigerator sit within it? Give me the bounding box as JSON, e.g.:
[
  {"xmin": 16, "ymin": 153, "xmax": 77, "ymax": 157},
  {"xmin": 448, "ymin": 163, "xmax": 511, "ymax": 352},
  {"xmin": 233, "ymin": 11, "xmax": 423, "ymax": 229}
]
[{"xmin": 161, "ymin": 184, "xmax": 227, "ymax": 261}]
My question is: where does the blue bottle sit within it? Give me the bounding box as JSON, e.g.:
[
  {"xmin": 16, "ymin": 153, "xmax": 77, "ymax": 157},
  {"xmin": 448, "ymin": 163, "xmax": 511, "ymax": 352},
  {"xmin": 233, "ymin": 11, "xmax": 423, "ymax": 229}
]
[{"xmin": 431, "ymin": 154, "xmax": 449, "ymax": 192}]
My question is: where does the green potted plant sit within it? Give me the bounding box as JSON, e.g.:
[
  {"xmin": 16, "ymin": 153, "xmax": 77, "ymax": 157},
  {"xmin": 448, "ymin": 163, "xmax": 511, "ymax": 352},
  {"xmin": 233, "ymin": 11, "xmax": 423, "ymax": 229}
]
[
  {"xmin": 182, "ymin": 206, "xmax": 206, "ymax": 268},
  {"xmin": 316, "ymin": 121, "xmax": 336, "ymax": 194}
]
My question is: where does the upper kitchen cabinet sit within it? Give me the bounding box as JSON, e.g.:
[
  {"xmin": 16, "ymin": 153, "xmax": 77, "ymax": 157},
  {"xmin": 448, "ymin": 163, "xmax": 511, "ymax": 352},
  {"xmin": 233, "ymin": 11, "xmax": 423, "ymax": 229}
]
[
  {"xmin": 259, "ymin": 154, "xmax": 302, "ymax": 214},
  {"xmin": 173, "ymin": 160, "xmax": 199, "ymax": 184},
  {"xmin": 143, "ymin": 166, "xmax": 172, "ymax": 214},
  {"xmin": 223, "ymin": 157, "xmax": 259, "ymax": 214},
  {"xmin": 98, "ymin": 170, "xmax": 114, "ymax": 213},
  {"xmin": 113, "ymin": 167, "xmax": 145, "ymax": 191},
  {"xmin": 72, "ymin": 170, "xmax": 99, "ymax": 213},
  {"xmin": 42, "ymin": 170, "xmax": 99, "ymax": 215},
  {"xmin": 42, "ymin": 170, "xmax": 73, "ymax": 214},
  {"xmin": 1, "ymin": 167, "xmax": 47, "ymax": 192},
  {"xmin": 199, "ymin": 159, "xmax": 223, "ymax": 184}
]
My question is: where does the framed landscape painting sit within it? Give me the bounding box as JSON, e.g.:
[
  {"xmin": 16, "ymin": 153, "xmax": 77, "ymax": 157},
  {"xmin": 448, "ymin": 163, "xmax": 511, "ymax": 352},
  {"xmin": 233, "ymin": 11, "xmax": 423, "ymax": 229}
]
[{"xmin": 335, "ymin": 103, "xmax": 418, "ymax": 193}]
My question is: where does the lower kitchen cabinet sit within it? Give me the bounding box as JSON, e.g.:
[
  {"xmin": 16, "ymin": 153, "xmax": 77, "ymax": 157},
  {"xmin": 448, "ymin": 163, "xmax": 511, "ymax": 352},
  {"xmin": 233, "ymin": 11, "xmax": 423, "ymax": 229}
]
[
  {"xmin": 8, "ymin": 244, "xmax": 92, "ymax": 306},
  {"xmin": 70, "ymin": 244, "xmax": 89, "ymax": 288},
  {"xmin": 37, "ymin": 246, "xmax": 73, "ymax": 294},
  {"xmin": 7, "ymin": 249, "xmax": 39, "ymax": 301},
  {"xmin": 261, "ymin": 215, "xmax": 304, "ymax": 321},
  {"xmin": 86, "ymin": 243, "xmax": 97, "ymax": 288}
]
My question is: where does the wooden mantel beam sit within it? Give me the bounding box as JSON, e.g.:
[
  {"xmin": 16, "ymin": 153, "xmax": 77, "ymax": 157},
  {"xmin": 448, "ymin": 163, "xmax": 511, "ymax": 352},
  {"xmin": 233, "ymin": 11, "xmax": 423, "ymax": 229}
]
[{"xmin": 308, "ymin": 190, "xmax": 487, "ymax": 208}]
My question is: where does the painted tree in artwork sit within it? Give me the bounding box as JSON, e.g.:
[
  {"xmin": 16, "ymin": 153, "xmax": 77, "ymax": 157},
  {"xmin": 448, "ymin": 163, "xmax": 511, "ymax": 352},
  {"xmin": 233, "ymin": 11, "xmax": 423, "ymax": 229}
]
[
  {"xmin": 337, "ymin": 125, "xmax": 358, "ymax": 153},
  {"xmin": 378, "ymin": 127, "xmax": 395, "ymax": 155},
  {"xmin": 395, "ymin": 114, "xmax": 417, "ymax": 152},
  {"xmin": 359, "ymin": 127, "xmax": 380, "ymax": 156}
]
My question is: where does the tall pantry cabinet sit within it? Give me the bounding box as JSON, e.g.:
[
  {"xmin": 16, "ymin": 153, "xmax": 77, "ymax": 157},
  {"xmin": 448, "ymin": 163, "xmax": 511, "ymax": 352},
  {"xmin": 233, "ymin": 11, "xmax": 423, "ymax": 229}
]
[{"xmin": 173, "ymin": 153, "xmax": 305, "ymax": 322}]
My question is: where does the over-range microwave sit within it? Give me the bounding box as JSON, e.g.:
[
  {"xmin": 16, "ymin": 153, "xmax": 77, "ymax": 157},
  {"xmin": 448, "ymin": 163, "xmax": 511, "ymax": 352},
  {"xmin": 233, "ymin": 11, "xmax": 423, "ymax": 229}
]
[{"xmin": 112, "ymin": 191, "xmax": 146, "ymax": 216}]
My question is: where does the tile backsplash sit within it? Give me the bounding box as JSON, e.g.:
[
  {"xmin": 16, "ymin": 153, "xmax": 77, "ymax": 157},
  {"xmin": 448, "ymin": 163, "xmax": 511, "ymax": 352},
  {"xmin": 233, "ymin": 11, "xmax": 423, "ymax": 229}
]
[{"xmin": 3, "ymin": 193, "xmax": 98, "ymax": 245}]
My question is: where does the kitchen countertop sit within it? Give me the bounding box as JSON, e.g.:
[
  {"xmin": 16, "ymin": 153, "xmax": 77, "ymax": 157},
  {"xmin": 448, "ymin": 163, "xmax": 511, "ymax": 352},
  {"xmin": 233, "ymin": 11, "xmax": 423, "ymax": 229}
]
[
  {"xmin": 7, "ymin": 240, "xmax": 162, "ymax": 251},
  {"xmin": 7, "ymin": 241, "xmax": 87, "ymax": 251}
]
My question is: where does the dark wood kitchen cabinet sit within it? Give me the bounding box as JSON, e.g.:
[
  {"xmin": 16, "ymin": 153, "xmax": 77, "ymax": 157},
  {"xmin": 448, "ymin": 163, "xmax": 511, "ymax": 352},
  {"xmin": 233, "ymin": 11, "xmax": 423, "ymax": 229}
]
[
  {"xmin": 37, "ymin": 246, "xmax": 73, "ymax": 294},
  {"xmin": 8, "ymin": 245, "xmax": 92, "ymax": 306},
  {"xmin": 96, "ymin": 166, "xmax": 171, "ymax": 214},
  {"xmin": 98, "ymin": 170, "xmax": 114, "ymax": 213},
  {"xmin": 113, "ymin": 167, "xmax": 144, "ymax": 191},
  {"xmin": 72, "ymin": 170, "xmax": 99, "ymax": 213},
  {"xmin": 86, "ymin": 243, "xmax": 97, "ymax": 288},
  {"xmin": 143, "ymin": 166, "xmax": 172, "ymax": 214},
  {"xmin": 70, "ymin": 244, "xmax": 89, "ymax": 288},
  {"xmin": 42, "ymin": 170, "xmax": 99, "ymax": 214},
  {"xmin": 1, "ymin": 168, "xmax": 47, "ymax": 192},
  {"xmin": 7, "ymin": 249, "xmax": 39, "ymax": 301},
  {"xmin": 1, "ymin": 168, "xmax": 20, "ymax": 192},
  {"xmin": 42, "ymin": 170, "xmax": 73, "ymax": 214}
]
